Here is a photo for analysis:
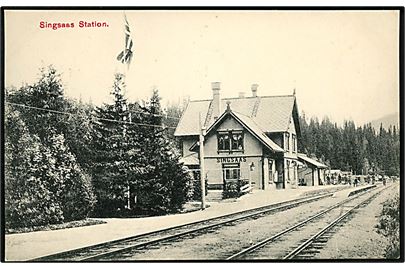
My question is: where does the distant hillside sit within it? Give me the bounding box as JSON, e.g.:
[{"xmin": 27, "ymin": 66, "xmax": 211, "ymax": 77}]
[{"xmin": 369, "ymin": 113, "xmax": 400, "ymax": 131}]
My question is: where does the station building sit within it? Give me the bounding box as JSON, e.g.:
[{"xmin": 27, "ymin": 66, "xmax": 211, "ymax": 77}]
[{"xmin": 175, "ymin": 82, "xmax": 303, "ymax": 191}]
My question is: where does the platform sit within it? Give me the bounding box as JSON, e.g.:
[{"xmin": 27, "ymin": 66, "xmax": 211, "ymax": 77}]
[{"xmin": 5, "ymin": 184, "xmax": 365, "ymax": 261}]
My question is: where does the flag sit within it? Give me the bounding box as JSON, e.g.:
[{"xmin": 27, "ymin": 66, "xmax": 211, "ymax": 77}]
[{"xmin": 117, "ymin": 14, "xmax": 134, "ymax": 66}]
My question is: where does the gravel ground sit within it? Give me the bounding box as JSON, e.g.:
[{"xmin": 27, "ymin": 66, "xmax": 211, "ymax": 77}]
[
  {"xmin": 102, "ymin": 190, "xmax": 371, "ymax": 260},
  {"xmin": 314, "ymin": 183, "xmax": 399, "ymax": 259}
]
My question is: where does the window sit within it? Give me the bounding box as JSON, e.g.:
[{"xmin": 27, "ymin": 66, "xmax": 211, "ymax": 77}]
[
  {"xmin": 218, "ymin": 131, "xmax": 244, "ymax": 152},
  {"xmin": 268, "ymin": 159, "xmax": 274, "ymax": 183},
  {"xmin": 285, "ymin": 133, "xmax": 290, "ymax": 151},
  {"xmin": 223, "ymin": 164, "xmax": 240, "ymax": 180},
  {"xmin": 292, "ymin": 134, "xmax": 296, "ymax": 152},
  {"xmin": 231, "ymin": 132, "xmax": 244, "ymax": 151},
  {"xmin": 218, "ymin": 133, "xmax": 231, "ymax": 151}
]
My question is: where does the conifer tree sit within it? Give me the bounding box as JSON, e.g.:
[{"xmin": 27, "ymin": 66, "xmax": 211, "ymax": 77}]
[
  {"xmin": 132, "ymin": 90, "xmax": 192, "ymax": 214},
  {"xmin": 92, "ymin": 73, "xmax": 127, "ymax": 214},
  {"xmin": 91, "ymin": 73, "xmax": 146, "ymax": 215}
]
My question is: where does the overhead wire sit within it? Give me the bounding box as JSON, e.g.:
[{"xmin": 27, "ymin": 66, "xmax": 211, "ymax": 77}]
[
  {"xmin": 126, "ymin": 108, "xmax": 181, "ymax": 120},
  {"xmin": 5, "ymin": 101, "xmax": 179, "ymax": 130}
]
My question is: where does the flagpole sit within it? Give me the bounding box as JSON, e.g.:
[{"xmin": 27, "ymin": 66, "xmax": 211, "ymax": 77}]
[{"xmin": 122, "ymin": 10, "xmax": 130, "ymax": 210}]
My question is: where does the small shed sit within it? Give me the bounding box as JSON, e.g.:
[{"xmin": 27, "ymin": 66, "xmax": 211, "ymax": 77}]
[{"xmin": 297, "ymin": 154, "xmax": 328, "ymax": 186}]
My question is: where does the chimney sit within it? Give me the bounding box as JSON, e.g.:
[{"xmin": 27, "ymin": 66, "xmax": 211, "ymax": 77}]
[
  {"xmin": 211, "ymin": 82, "xmax": 221, "ymax": 119},
  {"xmin": 251, "ymin": 83, "xmax": 258, "ymax": 97},
  {"xmin": 238, "ymin": 92, "xmax": 245, "ymax": 98}
]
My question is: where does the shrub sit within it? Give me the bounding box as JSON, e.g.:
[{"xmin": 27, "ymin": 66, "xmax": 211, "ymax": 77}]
[
  {"xmin": 376, "ymin": 194, "xmax": 400, "ymax": 259},
  {"xmin": 5, "ymin": 107, "xmax": 96, "ymax": 229},
  {"xmin": 47, "ymin": 134, "xmax": 96, "ymax": 221},
  {"xmin": 223, "ymin": 181, "xmax": 240, "ymax": 199},
  {"xmin": 190, "ymin": 179, "xmax": 208, "ymax": 201},
  {"xmin": 4, "ymin": 109, "xmax": 64, "ymax": 229}
]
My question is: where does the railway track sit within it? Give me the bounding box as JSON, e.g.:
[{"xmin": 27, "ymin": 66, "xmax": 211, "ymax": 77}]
[
  {"xmin": 32, "ymin": 191, "xmax": 337, "ymax": 261},
  {"xmin": 226, "ymin": 184, "xmax": 392, "ymax": 260}
]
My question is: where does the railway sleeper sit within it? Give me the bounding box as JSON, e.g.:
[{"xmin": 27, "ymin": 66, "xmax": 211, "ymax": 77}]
[
  {"xmin": 295, "ymin": 254, "xmax": 314, "ymax": 259},
  {"xmin": 307, "ymin": 244, "xmax": 324, "ymax": 248},
  {"xmin": 310, "ymin": 242, "xmax": 327, "ymax": 247},
  {"xmin": 314, "ymin": 238, "xmax": 329, "ymax": 243},
  {"xmin": 302, "ymin": 248, "xmax": 321, "ymax": 253}
]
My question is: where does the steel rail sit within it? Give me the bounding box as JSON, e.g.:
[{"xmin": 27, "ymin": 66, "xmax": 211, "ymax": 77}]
[
  {"xmin": 226, "ymin": 185, "xmax": 383, "ymax": 260},
  {"xmin": 80, "ymin": 192, "xmax": 334, "ymax": 261},
  {"xmin": 283, "ymin": 185, "xmax": 391, "ymax": 260},
  {"xmin": 32, "ymin": 191, "xmax": 335, "ymax": 261}
]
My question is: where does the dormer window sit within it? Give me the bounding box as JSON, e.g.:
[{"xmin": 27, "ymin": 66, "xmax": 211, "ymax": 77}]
[{"xmin": 218, "ymin": 131, "xmax": 244, "ymax": 152}]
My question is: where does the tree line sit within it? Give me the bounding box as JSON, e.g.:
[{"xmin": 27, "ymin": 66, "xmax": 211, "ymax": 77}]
[
  {"xmin": 298, "ymin": 113, "xmax": 400, "ymax": 177},
  {"xmin": 5, "ymin": 67, "xmax": 192, "ymax": 230}
]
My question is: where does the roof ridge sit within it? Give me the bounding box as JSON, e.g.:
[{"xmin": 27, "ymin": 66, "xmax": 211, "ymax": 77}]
[
  {"xmin": 189, "ymin": 94, "xmax": 294, "ymax": 103},
  {"xmin": 251, "ymin": 94, "xmax": 295, "ymax": 99},
  {"xmin": 188, "ymin": 99, "xmax": 212, "ymax": 102},
  {"xmin": 222, "ymin": 95, "xmax": 294, "ymax": 100}
]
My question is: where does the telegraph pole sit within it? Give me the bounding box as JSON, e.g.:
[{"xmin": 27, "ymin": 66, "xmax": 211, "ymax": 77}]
[{"xmin": 199, "ymin": 113, "xmax": 206, "ymax": 210}]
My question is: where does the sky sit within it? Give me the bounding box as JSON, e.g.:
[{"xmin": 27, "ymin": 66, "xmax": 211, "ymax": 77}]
[{"xmin": 4, "ymin": 10, "xmax": 400, "ymax": 126}]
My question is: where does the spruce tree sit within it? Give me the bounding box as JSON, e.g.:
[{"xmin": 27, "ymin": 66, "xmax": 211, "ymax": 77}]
[
  {"xmin": 91, "ymin": 73, "xmax": 143, "ymax": 216},
  {"xmin": 132, "ymin": 90, "xmax": 192, "ymax": 214}
]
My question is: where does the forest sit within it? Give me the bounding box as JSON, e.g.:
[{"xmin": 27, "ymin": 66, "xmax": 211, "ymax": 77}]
[{"xmin": 298, "ymin": 112, "xmax": 400, "ymax": 177}]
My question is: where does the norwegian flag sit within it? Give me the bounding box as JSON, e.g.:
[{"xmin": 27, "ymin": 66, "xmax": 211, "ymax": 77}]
[{"xmin": 117, "ymin": 14, "xmax": 134, "ymax": 66}]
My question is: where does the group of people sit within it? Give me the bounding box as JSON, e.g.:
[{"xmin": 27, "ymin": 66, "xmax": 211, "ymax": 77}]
[
  {"xmin": 348, "ymin": 177, "xmax": 359, "ymax": 187},
  {"xmin": 323, "ymin": 174, "xmax": 393, "ymax": 187}
]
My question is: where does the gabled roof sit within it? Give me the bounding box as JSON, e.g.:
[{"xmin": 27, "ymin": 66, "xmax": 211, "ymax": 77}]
[
  {"xmin": 175, "ymin": 100, "xmax": 212, "ymax": 136},
  {"xmin": 231, "ymin": 112, "xmax": 285, "ymax": 153},
  {"xmin": 174, "ymin": 95, "xmax": 299, "ymax": 136},
  {"xmin": 298, "ymin": 154, "xmax": 328, "ymax": 169},
  {"xmin": 202, "ymin": 108, "xmax": 284, "ymax": 153}
]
